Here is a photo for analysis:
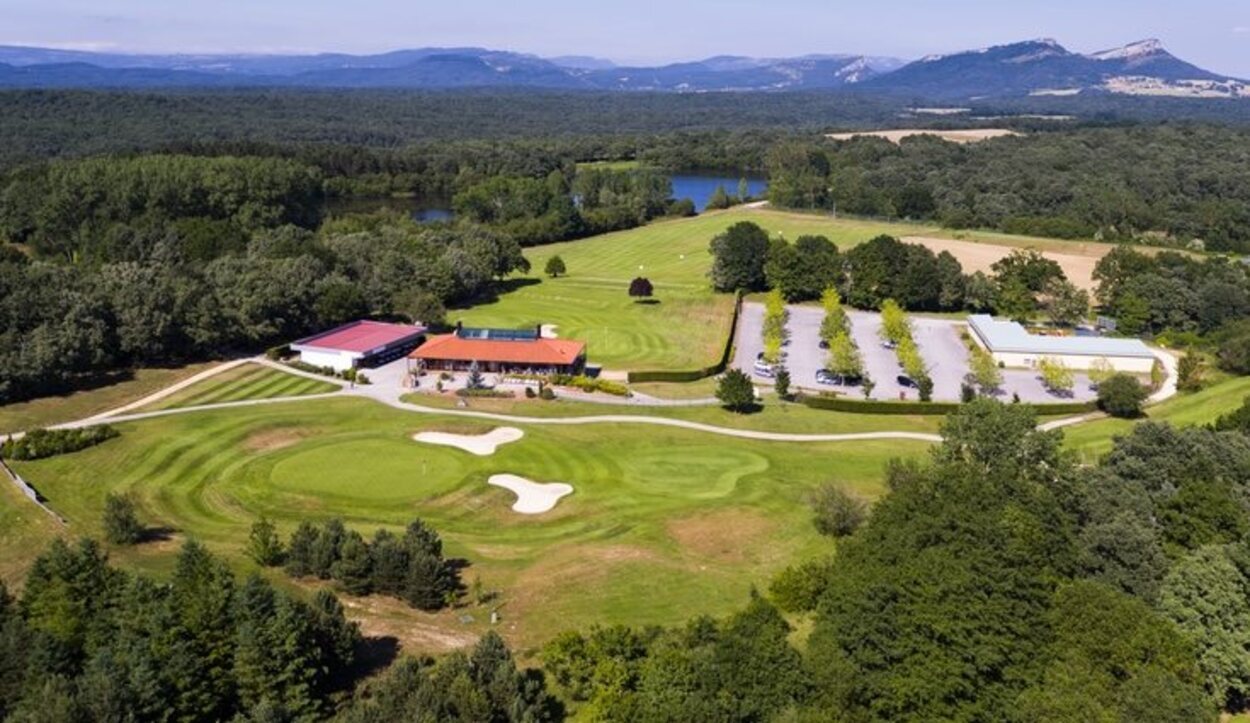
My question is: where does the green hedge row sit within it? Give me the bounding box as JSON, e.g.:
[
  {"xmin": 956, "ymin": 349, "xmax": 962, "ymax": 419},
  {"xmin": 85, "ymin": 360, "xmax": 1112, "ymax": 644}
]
[
  {"xmin": 628, "ymin": 292, "xmax": 743, "ymax": 384},
  {"xmin": 800, "ymin": 395, "xmax": 1098, "ymax": 417},
  {"xmin": 2, "ymin": 425, "xmax": 120, "ymax": 460}
]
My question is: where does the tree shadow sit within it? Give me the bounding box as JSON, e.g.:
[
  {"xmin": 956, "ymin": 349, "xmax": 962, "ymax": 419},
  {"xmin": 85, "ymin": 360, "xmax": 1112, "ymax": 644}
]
[
  {"xmin": 633, "ymin": 298, "xmax": 662, "ymax": 306},
  {"xmin": 138, "ymin": 526, "xmax": 178, "ymax": 544},
  {"xmin": 349, "ymin": 635, "xmax": 402, "ymax": 680},
  {"xmin": 450, "ymin": 277, "xmax": 542, "ymax": 309},
  {"xmin": 723, "ymin": 403, "xmax": 764, "ymax": 415}
]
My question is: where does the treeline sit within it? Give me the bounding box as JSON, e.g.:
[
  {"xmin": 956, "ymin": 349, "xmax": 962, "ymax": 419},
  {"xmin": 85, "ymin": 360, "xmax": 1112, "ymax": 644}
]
[
  {"xmin": 542, "ymin": 399, "xmax": 1250, "ymax": 721},
  {"xmin": 0, "ymin": 425, "xmax": 118, "ymax": 461},
  {"xmin": 0, "ymin": 536, "xmax": 558, "ymax": 722},
  {"xmin": 768, "ymin": 125, "xmax": 1250, "ymax": 252},
  {"xmin": 711, "ymin": 221, "xmax": 1088, "ymax": 322},
  {"xmin": 0, "ymin": 213, "xmax": 528, "ymax": 403}
]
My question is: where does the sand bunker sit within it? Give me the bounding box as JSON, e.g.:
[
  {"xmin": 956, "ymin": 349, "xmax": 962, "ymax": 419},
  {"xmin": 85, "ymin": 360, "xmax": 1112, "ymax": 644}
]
[
  {"xmin": 413, "ymin": 427, "xmax": 524, "ymax": 456},
  {"xmin": 488, "ymin": 474, "xmax": 573, "ymax": 514}
]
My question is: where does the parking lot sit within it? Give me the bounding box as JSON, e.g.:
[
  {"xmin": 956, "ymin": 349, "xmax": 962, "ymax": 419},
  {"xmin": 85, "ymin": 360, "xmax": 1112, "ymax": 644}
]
[{"xmin": 733, "ymin": 302, "xmax": 1097, "ymax": 403}]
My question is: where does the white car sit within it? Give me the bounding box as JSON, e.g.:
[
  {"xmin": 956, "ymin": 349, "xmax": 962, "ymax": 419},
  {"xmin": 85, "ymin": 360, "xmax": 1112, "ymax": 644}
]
[{"xmin": 753, "ymin": 360, "xmax": 776, "ymax": 377}]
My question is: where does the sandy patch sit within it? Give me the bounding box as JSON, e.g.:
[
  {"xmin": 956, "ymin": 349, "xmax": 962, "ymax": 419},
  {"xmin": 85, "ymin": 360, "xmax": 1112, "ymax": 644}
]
[
  {"xmin": 413, "ymin": 427, "xmax": 523, "ymax": 456},
  {"xmin": 902, "ymin": 236, "xmax": 1103, "ymax": 292},
  {"xmin": 243, "ymin": 427, "xmax": 312, "ymax": 452},
  {"xmin": 540, "ymin": 324, "xmax": 559, "ymax": 339},
  {"xmin": 826, "ymin": 128, "xmax": 1020, "ymax": 144},
  {"xmin": 488, "ymin": 474, "xmax": 573, "ymax": 514},
  {"xmin": 667, "ymin": 509, "xmax": 775, "ymax": 564}
]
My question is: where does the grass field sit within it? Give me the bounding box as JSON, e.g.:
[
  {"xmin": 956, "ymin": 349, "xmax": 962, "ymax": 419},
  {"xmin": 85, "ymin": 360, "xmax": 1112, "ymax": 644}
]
[
  {"xmin": 5, "ymin": 396, "xmax": 928, "ymax": 652},
  {"xmin": 0, "ymin": 362, "xmax": 219, "ymax": 434},
  {"xmin": 142, "ymin": 363, "xmax": 340, "ymax": 411},
  {"xmin": 452, "ymin": 207, "xmax": 1120, "ymax": 372}
]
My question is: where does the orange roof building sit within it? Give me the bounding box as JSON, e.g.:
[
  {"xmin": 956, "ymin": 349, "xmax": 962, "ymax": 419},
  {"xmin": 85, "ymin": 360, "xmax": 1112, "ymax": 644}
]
[{"xmin": 409, "ymin": 325, "xmax": 586, "ymax": 374}]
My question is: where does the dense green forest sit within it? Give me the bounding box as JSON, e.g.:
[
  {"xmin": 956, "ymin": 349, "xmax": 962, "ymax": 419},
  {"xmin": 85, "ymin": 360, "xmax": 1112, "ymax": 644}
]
[{"xmin": 768, "ymin": 125, "xmax": 1250, "ymax": 251}]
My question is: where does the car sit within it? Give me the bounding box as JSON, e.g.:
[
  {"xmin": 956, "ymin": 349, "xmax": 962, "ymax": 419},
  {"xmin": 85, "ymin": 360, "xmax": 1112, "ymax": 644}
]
[
  {"xmin": 881, "ymin": 340, "xmax": 898, "ymax": 350},
  {"xmin": 753, "ymin": 360, "xmax": 776, "ymax": 377},
  {"xmin": 815, "ymin": 369, "xmax": 837, "ymax": 385},
  {"xmin": 818, "ymin": 339, "xmax": 830, "ymax": 349},
  {"xmin": 897, "ymin": 374, "xmax": 917, "ymax": 388}
]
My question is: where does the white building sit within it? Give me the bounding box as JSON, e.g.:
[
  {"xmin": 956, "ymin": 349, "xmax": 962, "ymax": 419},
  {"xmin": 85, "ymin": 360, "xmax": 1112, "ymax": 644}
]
[
  {"xmin": 967, "ymin": 314, "xmax": 1156, "ymax": 374},
  {"xmin": 290, "ymin": 320, "xmax": 427, "ymax": 372}
]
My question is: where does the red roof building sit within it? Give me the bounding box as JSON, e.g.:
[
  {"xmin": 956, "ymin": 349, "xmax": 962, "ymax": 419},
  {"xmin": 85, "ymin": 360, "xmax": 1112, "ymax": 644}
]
[
  {"xmin": 291, "ymin": 320, "xmax": 427, "ymax": 371},
  {"xmin": 409, "ymin": 328, "xmax": 586, "ymax": 374}
]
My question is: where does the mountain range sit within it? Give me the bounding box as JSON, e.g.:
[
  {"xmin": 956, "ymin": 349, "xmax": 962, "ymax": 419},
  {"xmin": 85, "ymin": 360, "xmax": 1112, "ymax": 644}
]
[{"xmin": 0, "ymin": 38, "xmax": 1244, "ymax": 99}]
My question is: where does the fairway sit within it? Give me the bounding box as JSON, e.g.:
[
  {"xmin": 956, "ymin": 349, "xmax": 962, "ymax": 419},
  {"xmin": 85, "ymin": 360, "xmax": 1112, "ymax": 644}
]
[
  {"xmin": 454, "ymin": 207, "xmax": 1119, "ymax": 372},
  {"xmin": 143, "ymin": 363, "xmax": 340, "ymax": 410},
  {"xmin": 6, "ymin": 396, "xmax": 928, "ymax": 650}
]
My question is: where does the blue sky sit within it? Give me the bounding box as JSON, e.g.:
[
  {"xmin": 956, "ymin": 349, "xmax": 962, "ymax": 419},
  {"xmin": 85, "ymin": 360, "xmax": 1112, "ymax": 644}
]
[{"xmin": 5, "ymin": 0, "xmax": 1250, "ymax": 76}]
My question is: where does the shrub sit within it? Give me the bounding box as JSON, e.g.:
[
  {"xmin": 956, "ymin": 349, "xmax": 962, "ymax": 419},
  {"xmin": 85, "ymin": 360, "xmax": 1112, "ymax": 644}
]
[
  {"xmin": 103, "ymin": 493, "xmax": 143, "ymax": 545},
  {"xmin": 455, "ymin": 388, "xmax": 515, "ymax": 399},
  {"xmin": 544, "ymin": 255, "xmax": 567, "ymax": 278},
  {"xmin": 539, "ymin": 386, "xmax": 556, "ymax": 400},
  {"xmin": 774, "ymin": 367, "xmax": 791, "ymax": 399},
  {"xmin": 248, "ymin": 517, "xmax": 285, "ymax": 566},
  {"xmin": 524, "ymin": 386, "xmax": 537, "ymax": 399},
  {"xmin": 809, "ymin": 482, "xmax": 868, "ymax": 537},
  {"xmin": 1177, "ymin": 353, "xmax": 1205, "ymax": 392},
  {"xmin": 716, "ymin": 369, "xmax": 756, "ymax": 412},
  {"xmin": 1097, "ymin": 373, "xmax": 1149, "ymax": 418},
  {"xmin": 628, "ymin": 277, "xmax": 654, "ymax": 299},
  {"xmin": 1, "ymin": 425, "xmax": 119, "ymax": 461},
  {"xmin": 769, "ymin": 556, "xmax": 835, "ymax": 613},
  {"xmin": 265, "ymin": 344, "xmax": 291, "ymax": 360}
]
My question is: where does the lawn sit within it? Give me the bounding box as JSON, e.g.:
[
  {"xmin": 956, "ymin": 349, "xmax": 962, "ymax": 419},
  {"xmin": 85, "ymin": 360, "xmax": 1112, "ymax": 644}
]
[
  {"xmin": 1063, "ymin": 375, "xmax": 1250, "ymax": 461},
  {"xmin": 6, "ymin": 396, "xmax": 929, "ymax": 653},
  {"xmin": 141, "ymin": 363, "xmax": 340, "ymax": 411},
  {"xmin": 0, "ymin": 362, "xmax": 219, "ymax": 434},
  {"xmin": 453, "ymin": 207, "xmax": 1118, "ymax": 373}
]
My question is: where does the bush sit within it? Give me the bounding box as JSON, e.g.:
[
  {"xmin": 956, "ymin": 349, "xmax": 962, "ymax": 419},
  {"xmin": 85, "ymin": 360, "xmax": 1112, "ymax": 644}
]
[
  {"xmin": 539, "ymin": 386, "xmax": 556, "ymax": 401},
  {"xmin": 1, "ymin": 425, "xmax": 119, "ymax": 461},
  {"xmin": 769, "ymin": 556, "xmax": 835, "ymax": 613},
  {"xmin": 248, "ymin": 517, "xmax": 285, "ymax": 566},
  {"xmin": 716, "ymin": 369, "xmax": 756, "ymax": 412},
  {"xmin": 524, "ymin": 386, "xmax": 537, "ymax": 399},
  {"xmin": 265, "ymin": 344, "xmax": 291, "ymax": 360},
  {"xmin": 103, "ymin": 493, "xmax": 143, "ymax": 545},
  {"xmin": 809, "ymin": 482, "xmax": 868, "ymax": 537},
  {"xmin": 455, "ymin": 388, "xmax": 516, "ymax": 398},
  {"xmin": 549, "ymin": 374, "xmax": 630, "ymax": 397},
  {"xmin": 1097, "ymin": 373, "xmax": 1149, "ymax": 418}
]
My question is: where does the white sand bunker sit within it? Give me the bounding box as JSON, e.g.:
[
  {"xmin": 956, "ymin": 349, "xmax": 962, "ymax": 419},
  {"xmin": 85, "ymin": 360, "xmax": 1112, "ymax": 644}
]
[
  {"xmin": 413, "ymin": 427, "xmax": 524, "ymax": 456},
  {"xmin": 488, "ymin": 474, "xmax": 574, "ymax": 514}
]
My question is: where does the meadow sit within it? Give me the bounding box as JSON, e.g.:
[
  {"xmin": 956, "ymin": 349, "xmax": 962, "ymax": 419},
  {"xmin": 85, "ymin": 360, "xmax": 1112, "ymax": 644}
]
[
  {"xmin": 141, "ymin": 362, "xmax": 339, "ymax": 411},
  {"xmin": 5, "ymin": 395, "xmax": 929, "ymax": 652},
  {"xmin": 452, "ymin": 207, "xmax": 1118, "ymax": 373}
]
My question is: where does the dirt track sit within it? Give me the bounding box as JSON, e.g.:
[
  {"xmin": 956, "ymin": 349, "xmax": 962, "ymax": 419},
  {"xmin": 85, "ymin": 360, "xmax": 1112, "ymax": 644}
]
[{"xmin": 902, "ymin": 235, "xmax": 1103, "ymax": 291}]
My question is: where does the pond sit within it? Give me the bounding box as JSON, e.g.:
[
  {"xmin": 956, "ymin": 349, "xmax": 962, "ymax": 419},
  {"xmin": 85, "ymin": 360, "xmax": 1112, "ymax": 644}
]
[{"xmin": 323, "ymin": 173, "xmax": 768, "ymax": 223}]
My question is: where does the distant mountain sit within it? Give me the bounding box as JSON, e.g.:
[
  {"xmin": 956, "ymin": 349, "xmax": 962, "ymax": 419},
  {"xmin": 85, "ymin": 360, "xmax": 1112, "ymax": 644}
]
[
  {"xmin": 861, "ymin": 38, "xmax": 1248, "ymax": 99},
  {"xmin": 0, "ymin": 41, "xmax": 1242, "ymax": 98}
]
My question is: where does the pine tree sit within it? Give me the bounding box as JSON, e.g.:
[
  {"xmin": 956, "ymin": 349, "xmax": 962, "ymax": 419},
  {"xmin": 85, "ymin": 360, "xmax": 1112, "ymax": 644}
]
[
  {"xmin": 284, "ymin": 522, "xmax": 318, "ymax": 577},
  {"xmin": 309, "ymin": 519, "xmax": 346, "ymax": 579},
  {"xmin": 247, "ymin": 517, "xmax": 284, "ymax": 567},
  {"xmin": 103, "ymin": 493, "xmax": 143, "ymax": 545},
  {"xmin": 331, "ymin": 532, "xmax": 373, "ymax": 596}
]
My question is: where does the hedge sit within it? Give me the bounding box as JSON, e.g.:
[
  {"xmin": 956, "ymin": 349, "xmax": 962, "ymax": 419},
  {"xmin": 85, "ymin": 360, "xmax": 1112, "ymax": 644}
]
[
  {"xmin": 628, "ymin": 292, "xmax": 744, "ymax": 384},
  {"xmin": 800, "ymin": 395, "xmax": 1098, "ymax": 417},
  {"xmin": 2, "ymin": 425, "xmax": 120, "ymax": 460}
]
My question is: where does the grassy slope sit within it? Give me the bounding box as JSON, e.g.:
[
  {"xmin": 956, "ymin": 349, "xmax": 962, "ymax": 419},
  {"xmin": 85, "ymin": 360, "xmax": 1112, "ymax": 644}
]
[
  {"xmin": 453, "ymin": 208, "xmax": 1118, "ymax": 373},
  {"xmin": 8, "ymin": 396, "xmax": 927, "ymax": 651},
  {"xmin": 0, "ymin": 362, "xmax": 219, "ymax": 434},
  {"xmin": 144, "ymin": 363, "xmax": 339, "ymax": 411}
]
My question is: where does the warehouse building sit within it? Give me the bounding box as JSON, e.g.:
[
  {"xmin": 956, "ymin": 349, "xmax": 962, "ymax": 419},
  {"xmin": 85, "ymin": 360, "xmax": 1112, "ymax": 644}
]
[
  {"xmin": 967, "ymin": 314, "xmax": 1156, "ymax": 373},
  {"xmin": 409, "ymin": 324, "xmax": 586, "ymax": 375},
  {"xmin": 291, "ymin": 320, "xmax": 428, "ymax": 372}
]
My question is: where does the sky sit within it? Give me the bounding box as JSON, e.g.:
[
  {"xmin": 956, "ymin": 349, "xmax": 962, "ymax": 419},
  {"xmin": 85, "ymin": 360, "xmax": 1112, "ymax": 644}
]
[{"xmin": 4, "ymin": 0, "xmax": 1250, "ymax": 77}]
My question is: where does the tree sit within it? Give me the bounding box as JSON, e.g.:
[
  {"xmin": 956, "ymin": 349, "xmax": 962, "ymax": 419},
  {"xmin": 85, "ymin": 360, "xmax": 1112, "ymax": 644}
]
[
  {"xmin": 103, "ymin": 493, "xmax": 142, "ymax": 545},
  {"xmin": 1043, "ymin": 279, "xmax": 1089, "ymax": 327},
  {"xmin": 774, "ymin": 366, "xmax": 791, "ymax": 399},
  {"xmin": 1177, "ymin": 353, "xmax": 1205, "ymax": 392},
  {"xmin": 247, "ymin": 517, "xmax": 284, "ymax": 567},
  {"xmin": 819, "ymin": 287, "xmax": 848, "ymax": 342},
  {"xmin": 716, "ymin": 369, "xmax": 756, "ymax": 413},
  {"xmin": 1087, "ymin": 357, "xmax": 1115, "ymax": 386},
  {"xmin": 969, "ymin": 348, "xmax": 1003, "ymax": 395},
  {"xmin": 628, "ymin": 277, "xmax": 653, "ymax": 299},
  {"xmin": 331, "ymin": 532, "xmax": 373, "ymax": 597},
  {"xmin": 809, "ymin": 482, "xmax": 868, "ymax": 537},
  {"xmin": 827, "ymin": 332, "xmax": 863, "ymax": 377},
  {"xmin": 737, "ymin": 177, "xmax": 750, "ymax": 202},
  {"xmin": 544, "ymin": 255, "xmax": 566, "ymax": 278},
  {"xmin": 992, "ymin": 249, "xmax": 1065, "ymax": 293},
  {"xmin": 1160, "ymin": 545, "xmax": 1250, "ymax": 709},
  {"xmin": 765, "ymin": 235, "xmax": 840, "ymax": 302},
  {"xmin": 708, "ymin": 221, "xmax": 769, "ymax": 292},
  {"xmin": 285, "ymin": 522, "xmax": 319, "ymax": 577},
  {"xmin": 879, "ymin": 299, "xmax": 910, "ymax": 344},
  {"xmin": 1097, "ymin": 373, "xmax": 1149, "ymax": 418},
  {"xmin": 706, "ymin": 184, "xmax": 733, "ymax": 210},
  {"xmin": 395, "ymin": 288, "xmax": 446, "ymax": 327},
  {"xmin": 1038, "ymin": 356, "xmax": 1074, "ymax": 394},
  {"xmin": 466, "ymin": 360, "xmax": 485, "ymax": 390}
]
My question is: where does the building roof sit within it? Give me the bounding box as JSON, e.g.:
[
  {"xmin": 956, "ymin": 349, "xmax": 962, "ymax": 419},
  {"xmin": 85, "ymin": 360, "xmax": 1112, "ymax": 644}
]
[
  {"xmin": 410, "ymin": 334, "xmax": 586, "ymax": 366},
  {"xmin": 967, "ymin": 314, "xmax": 1154, "ymax": 359},
  {"xmin": 292, "ymin": 320, "xmax": 427, "ymax": 355}
]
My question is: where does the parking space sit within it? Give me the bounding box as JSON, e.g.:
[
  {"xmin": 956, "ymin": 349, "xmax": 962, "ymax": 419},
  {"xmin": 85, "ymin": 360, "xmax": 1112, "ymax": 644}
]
[{"xmin": 734, "ymin": 302, "xmax": 1098, "ymax": 403}]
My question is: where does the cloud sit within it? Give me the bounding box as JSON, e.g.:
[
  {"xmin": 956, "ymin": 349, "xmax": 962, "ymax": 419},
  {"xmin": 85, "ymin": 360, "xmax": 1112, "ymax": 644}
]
[
  {"xmin": 1235, "ymin": 26, "xmax": 1250, "ymax": 34},
  {"xmin": 0, "ymin": 40, "xmax": 120, "ymax": 51}
]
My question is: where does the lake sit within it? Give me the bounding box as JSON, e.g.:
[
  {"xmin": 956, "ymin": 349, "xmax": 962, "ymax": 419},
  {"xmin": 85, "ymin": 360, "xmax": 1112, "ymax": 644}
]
[{"xmin": 324, "ymin": 173, "xmax": 768, "ymax": 223}]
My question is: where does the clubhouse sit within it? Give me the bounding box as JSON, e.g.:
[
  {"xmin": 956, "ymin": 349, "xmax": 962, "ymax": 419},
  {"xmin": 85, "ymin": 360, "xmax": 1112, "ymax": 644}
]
[{"xmin": 409, "ymin": 324, "xmax": 587, "ymax": 375}]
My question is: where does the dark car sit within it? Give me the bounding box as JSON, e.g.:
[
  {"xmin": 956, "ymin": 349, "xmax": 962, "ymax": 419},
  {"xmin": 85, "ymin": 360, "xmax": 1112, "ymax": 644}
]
[
  {"xmin": 897, "ymin": 374, "xmax": 917, "ymax": 388},
  {"xmin": 818, "ymin": 339, "xmax": 830, "ymax": 349}
]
